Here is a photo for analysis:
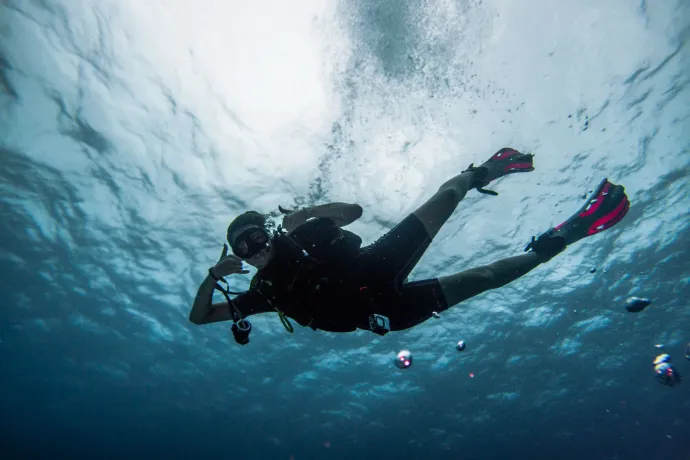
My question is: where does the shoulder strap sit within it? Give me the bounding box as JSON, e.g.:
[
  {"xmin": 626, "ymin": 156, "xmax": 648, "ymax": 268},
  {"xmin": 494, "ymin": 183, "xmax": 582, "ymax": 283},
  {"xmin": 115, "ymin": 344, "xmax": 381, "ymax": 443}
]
[{"xmin": 251, "ymin": 271, "xmax": 296, "ymax": 333}]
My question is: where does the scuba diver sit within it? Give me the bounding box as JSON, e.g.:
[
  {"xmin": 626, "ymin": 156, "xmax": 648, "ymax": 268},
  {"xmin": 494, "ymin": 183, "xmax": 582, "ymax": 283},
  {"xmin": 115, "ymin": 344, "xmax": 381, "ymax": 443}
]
[{"xmin": 189, "ymin": 148, "xmax": 631, "ymax": 344}]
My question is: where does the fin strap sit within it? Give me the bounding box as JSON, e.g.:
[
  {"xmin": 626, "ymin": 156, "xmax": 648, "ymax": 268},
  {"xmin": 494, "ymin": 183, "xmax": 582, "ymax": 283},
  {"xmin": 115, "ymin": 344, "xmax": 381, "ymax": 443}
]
[
  {"xmin": 524, "ymin": 232, "xmax": 567, "ymax": 261},
  {"xmin": 462, "ymin": 163, "xmax": 497, "ymax": 196}
]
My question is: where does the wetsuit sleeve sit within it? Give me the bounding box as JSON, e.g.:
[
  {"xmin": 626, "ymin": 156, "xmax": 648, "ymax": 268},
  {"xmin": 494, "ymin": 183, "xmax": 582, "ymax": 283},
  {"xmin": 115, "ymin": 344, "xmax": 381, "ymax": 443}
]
[
  {"xmin": 292, "ymin": 218, "xmax": 338, "ymax": 245},
  {"xmin": 231, "ymin": 290, "xmax": 275, "ymax": 318}
]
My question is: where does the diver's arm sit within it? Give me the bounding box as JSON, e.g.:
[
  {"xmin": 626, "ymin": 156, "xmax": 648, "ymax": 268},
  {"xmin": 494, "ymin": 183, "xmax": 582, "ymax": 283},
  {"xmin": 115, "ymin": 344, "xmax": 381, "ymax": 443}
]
[
  {"xmin": 190, "ymin": 247, "xmax": 254, "ymax": 325},
  {"xmin": 189, "ymin": 271, "xmax": 224, "ymax": 325},
  {"xmin": 306, "ymin": 202, "xmax": 363, "ymax": 227},
  {"xmin": 189, "ymin": 274, "xmax": 274, "ymax": 326},
  {"xmin": 199, "ymin": 293, "xmax": 275, "ymax": 325},
  {"xmin": 189, "ymin": 269, "xmax": 242, "ymax": 325}
]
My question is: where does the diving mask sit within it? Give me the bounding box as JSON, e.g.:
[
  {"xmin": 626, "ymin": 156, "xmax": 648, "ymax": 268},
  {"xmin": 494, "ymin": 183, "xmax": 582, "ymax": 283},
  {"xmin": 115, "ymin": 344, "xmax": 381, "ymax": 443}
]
[{"xmin": 231, "ymin": 227, "xmax": 270, "ymax": 259}]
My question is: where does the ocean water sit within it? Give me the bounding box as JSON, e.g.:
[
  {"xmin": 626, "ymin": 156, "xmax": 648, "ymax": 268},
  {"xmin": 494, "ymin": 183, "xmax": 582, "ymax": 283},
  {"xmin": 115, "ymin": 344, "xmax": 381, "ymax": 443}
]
[{"xmin": 1, "ymin": 0, "xmax": 689, "ymax": 459}]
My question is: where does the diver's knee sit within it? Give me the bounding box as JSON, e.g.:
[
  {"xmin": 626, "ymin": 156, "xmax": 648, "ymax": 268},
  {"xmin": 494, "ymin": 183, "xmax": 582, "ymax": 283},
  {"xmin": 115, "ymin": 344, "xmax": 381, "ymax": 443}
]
[
  {"xmin": 434, "ymin": 185, "xmax": 461, "ymax": 207},
  {"xmin": 477, "ymin": 267, "xmax": 498, "ymax": 289}
]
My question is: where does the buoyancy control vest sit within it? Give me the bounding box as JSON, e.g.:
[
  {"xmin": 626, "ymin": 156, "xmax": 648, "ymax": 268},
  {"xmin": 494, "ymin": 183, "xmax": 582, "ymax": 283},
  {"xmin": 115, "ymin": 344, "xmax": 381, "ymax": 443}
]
[{"xmin": 251, "ymin": 218, "xmax": 366, "ymax": 332}]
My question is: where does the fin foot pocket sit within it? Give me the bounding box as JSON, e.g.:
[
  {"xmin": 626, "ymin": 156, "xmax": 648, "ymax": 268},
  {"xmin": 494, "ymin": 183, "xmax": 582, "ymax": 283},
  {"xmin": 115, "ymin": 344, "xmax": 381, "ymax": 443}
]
[
  {"xmin": 525, "ymin": 178, "xmax": 630, "ymax": 260},
  {"xmin": 464, "ymin": 147, "xmax": 535, "ymax": 196}
]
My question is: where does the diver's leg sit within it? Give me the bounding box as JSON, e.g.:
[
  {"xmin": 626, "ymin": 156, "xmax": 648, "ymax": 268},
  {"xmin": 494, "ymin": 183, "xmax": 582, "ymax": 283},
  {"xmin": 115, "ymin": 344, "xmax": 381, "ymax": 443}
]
[
  {"xmin": 383, "ymin": 279, "xmax": 449, "ymax": 331},
  {"xmin": 411, "ymin": 169, "xmax": 477, "ymax": 240},
  {"xmin": 437, "ymin": 177, "xmax": 632, "ymax": 306},
  {"xmin": 412, "ymin": 147, "xmax": 535, "ymax": 240},
  {"xmin": 358, "ymin": 148, "xmax": 534, "ymax": 296},
  {"xmin": 385, "ymin": 252, "xmax": 542, "ymax": 331},
  {"xmin": 438, "ymin": 252, "xmax": 542, "ymax": 307},
  {"xmin": 391, "ymin": 177, "xmax": 631, "ymax": 328},
  {"xmin": 358, "ymin": 169, "xmax": 477, "ymax": 291},
  {"xmin": 356, "ymin": 166, "xmax": 517, "ymax": 293}
]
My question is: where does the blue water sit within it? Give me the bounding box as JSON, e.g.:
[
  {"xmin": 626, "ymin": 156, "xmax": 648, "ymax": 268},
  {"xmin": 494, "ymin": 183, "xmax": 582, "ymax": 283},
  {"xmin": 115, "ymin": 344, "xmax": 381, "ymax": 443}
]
[{"xmin": 1, "ymin": 1, "xmax": 689, "ymax": 459}]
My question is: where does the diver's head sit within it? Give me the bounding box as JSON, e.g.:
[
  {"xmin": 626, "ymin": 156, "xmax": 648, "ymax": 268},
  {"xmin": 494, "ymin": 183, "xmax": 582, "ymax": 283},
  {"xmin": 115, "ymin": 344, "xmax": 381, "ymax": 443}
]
[{"xmin": 227, "ymin": 211, "xmax": 274, "ymax": 269}]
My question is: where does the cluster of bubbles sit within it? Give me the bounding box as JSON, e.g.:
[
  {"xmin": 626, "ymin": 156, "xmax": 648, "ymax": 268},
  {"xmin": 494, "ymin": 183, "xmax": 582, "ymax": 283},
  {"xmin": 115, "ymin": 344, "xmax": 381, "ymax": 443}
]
[
  {"xmin": 622, "ymin": 296, "xmax": 687, "ymax": 387},
  {"xmin": 394, "ymin": 312, "xmax": 467, "ymax": 370},
  {"xmin": 653, "ymin": 354, "xmax": 681, "ymax": 387},
  {"xmin": 394, "ymin": 340, "xmax": 467, "ymax": 370},
  {"xmin": 395, "ymin": 303, "xmax": 689, "ymax": 388},
  {"xmin": 395, "ymin": 350, "xmax": 413, "ymax": 369},
  {"xmin": 651, "ymin": 343, "xmax": 690, "ymax": 387}
]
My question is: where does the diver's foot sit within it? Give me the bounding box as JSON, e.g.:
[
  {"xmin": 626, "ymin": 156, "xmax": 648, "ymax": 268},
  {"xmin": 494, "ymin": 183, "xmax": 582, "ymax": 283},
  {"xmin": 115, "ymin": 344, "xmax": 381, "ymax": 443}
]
[
  {"xmin": 464, "ymin": 148, "xmax": 535, "ymax": 195},
  {"xmin": 525, "ymin": 178, "xmax": 631, "ymax": 261}
]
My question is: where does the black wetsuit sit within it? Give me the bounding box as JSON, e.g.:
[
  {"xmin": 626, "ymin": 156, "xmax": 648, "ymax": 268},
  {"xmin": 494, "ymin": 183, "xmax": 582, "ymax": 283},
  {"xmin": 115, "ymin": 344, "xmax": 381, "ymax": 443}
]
[{"xmin": 232, "ymin": 215, "xmax": 448, "ymax": 333}]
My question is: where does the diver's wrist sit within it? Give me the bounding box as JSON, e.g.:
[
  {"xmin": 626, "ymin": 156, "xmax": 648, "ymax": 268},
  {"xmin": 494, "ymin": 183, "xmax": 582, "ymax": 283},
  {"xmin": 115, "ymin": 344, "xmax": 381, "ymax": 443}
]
[{"xmin": 208, "ymin": 266, "xmax": 221, "ymax": 281}]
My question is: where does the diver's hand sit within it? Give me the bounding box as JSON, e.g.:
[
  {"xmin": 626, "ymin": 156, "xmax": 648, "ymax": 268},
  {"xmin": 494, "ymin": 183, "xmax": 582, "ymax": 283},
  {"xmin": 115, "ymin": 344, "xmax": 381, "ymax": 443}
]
[
  {"xmin": 211, "ymin": 244, "xmax": 250, "ymax": 278},
  {"xmin": 280, "ymin": 206, "xmax": 310, "ymax": 233}
]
